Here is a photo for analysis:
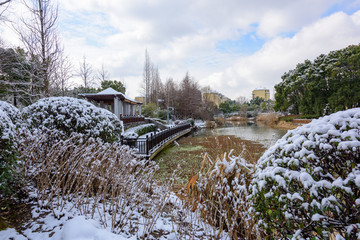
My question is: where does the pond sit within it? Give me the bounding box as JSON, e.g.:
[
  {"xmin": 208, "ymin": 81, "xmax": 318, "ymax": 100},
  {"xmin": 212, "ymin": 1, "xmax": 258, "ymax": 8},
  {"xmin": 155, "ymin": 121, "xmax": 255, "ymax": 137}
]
[
  {"xmin": 192, "ymin": 122, "xmax": 287, "ymax": 148},
  {"xmin": 153, "ymin": 122, "xmax": 288, "ymax": 185}
]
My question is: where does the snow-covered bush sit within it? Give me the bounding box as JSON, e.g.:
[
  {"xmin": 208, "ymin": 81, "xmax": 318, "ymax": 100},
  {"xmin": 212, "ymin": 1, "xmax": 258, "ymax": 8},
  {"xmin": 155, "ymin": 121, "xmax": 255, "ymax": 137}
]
[
  {"xmin": 0, "ymin": 101, "xmax": 22, "ymax": 126},
  {"xmin": 0, "ymin": 109, "xmax": 18, "ymax": 196},
  {"xmin": 22, "ymin": 97, "xmax": 122, "ymax": 142},
  {"xmin": 123, "ymin": 123, "xmax": 156, "ymax": 139},
  {"xmin": 250, "ymin": 108, "xmax": 360, "ymax": 239}
]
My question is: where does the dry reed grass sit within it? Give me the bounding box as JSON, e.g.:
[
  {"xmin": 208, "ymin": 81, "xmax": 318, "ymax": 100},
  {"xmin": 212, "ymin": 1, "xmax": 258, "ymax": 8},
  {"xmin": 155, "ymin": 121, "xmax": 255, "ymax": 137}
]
[
  {"xmin": 19, "ymin": 131, "xmax": 172, "ymax": 236},
  {"xmin": 226, "ymin": 115, "xmax": 248, "ymax": 122},
  {"xmin": 214, "ymin": 117, "xmax": 225, "ymax": 127},
  {"xmin": 205, "ymin": 121, "xmax": 216, "ymax": 128},
  {"xmin": 256, "ymin": 113, "xmax": 279, "ymax": 127},
  {"xmin": 186, "ymin": 146, "xmax": 264, "ymax": 239}
]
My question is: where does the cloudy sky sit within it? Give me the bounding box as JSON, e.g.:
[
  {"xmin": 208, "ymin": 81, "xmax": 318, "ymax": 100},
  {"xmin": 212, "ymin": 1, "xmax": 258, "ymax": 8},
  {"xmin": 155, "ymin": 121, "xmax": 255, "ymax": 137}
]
[{"xmin": 1, "ymin": 0, "xmax": 360, "ymax": 100}]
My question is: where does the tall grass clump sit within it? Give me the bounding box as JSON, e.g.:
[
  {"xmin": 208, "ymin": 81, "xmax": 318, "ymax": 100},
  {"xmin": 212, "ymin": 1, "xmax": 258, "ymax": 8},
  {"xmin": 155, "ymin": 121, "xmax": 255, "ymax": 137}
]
[
  {"xmin": 249, "ymin": 108, "xmax": 360, "ymax": 239},
  {"xmin": 187, "ymin": 149, "xmax": 262, "ymax": 239},
  {"xmin": 22, "ymin": 97, "xmax": 122, "ymax": 142},
  {"xmin": 256, "ymin": 113, "xmax": 279, "ymax": 127},
  {"xmin": 20, "ymin": 130, "xmax": 171, "ymax": 235}
]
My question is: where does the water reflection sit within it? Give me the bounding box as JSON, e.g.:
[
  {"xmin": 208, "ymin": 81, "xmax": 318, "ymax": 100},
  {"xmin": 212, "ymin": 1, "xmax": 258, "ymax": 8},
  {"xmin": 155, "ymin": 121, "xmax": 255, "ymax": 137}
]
[{"xmin": 193, "ymin": 122, "xmax": 287, "ymax": 148}]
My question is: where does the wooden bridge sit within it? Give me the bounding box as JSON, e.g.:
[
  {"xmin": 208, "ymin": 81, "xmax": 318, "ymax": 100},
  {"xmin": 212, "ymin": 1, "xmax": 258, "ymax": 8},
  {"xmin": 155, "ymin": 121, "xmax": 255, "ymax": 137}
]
[{"xmin": 133, "ymin": 123, "xmax": 192, "ymax": 160}]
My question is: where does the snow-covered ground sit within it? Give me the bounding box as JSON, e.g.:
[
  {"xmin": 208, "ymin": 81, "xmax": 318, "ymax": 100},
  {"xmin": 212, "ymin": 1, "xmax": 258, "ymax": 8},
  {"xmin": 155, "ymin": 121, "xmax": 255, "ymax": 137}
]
[
  {"xmin": 122, "ymin": 123, "xmax": 156, "ymax": 139},
  {"xmin": 0, "ymin": 187, "xmax": 227, "ymax": 240},
  {"xmin": 194, "ymin": 120, "xmax": 206, "ymax": 128}
]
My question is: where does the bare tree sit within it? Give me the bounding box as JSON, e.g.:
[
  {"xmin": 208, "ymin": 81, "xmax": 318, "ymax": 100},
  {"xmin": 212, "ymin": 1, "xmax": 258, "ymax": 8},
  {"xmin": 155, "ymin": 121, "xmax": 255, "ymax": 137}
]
[
  {"xmin": 150, "ymin": 66, "xmax": 162, "ymax": 104},
  {"xmin": 0, "ymin": 0, "xmax": 11, "ymax": 6},
  {"xmin": 52, "ymin": 54, "xmax": 73, "ymax": 96},
  {"xmin": 142, "ymin": 49, "xmax": 152, "ymax": 104},
  {"xmin": 0, "ymin": 0, "xmax": 12, "ymax": 18},
  {"xmin": 236, "ymin": 96, "xmax": 248, "ymax": 105},
  {"xmin": 163, "ymin": 78, "xmax": 177, "ymax": 108},
  {"xmin": 15, "ymin": 0, "xmax": 62, "ymax": 97},
  {"xmin": 78, "ymin": 55, "xmax": 93, "ymax": 88},
  {"xmin": 97, "ymin": 63, "xmax": 110, "ymax": 83}
]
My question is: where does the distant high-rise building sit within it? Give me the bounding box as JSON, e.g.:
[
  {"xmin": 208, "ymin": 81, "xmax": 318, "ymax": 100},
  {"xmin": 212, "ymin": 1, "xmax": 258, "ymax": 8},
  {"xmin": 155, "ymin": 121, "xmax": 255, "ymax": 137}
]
[
  {"xmin": 252, "ymin": 88, "xmax": 270, "ymax": 100},
  {"xmin": 134, "ymin": 96, "xmax": 146, "ymax": 104}
]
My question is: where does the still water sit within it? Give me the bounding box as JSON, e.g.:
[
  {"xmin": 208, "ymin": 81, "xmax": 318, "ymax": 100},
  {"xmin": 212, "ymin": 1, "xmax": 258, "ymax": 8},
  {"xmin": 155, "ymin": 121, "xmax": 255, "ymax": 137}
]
[
  {"xmin": 193, "ymin": 122, "xmax": 287, "ymax": 148},
  {"xmin": 153, "ymin": 122, "xmax": 288, "ymax": 183}
]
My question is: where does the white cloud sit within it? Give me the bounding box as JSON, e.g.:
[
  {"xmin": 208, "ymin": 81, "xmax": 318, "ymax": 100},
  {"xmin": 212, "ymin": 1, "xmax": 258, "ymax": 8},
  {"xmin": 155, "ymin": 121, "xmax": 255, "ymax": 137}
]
[
  {"xmin": 202, "ymin": 10, "xmax": 360, "ymax": 100},
  {"xmin": 1, "ymin": 0, "xmax": 360, "ymax": 100}
]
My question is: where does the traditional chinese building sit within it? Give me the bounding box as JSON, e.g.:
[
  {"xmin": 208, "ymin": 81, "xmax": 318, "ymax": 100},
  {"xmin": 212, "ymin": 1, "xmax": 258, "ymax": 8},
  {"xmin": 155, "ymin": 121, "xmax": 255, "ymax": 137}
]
[{"xmin": 79, "ymin": 87, "xmax": 143, "ymax": 120}]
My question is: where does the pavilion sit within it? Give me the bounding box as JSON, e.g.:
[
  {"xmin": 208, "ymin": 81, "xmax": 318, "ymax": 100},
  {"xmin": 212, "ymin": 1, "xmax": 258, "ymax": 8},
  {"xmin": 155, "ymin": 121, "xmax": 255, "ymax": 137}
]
[{"xmin": 79, "ymin": 87, "xmax": 143, "ymax": 119}]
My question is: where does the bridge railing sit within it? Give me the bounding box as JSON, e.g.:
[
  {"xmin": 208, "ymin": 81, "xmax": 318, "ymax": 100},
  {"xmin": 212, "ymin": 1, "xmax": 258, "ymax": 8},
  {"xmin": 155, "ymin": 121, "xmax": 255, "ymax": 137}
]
[{"xmin": 136, "ymin": 123, "xmax": 192, "ymax": 156}]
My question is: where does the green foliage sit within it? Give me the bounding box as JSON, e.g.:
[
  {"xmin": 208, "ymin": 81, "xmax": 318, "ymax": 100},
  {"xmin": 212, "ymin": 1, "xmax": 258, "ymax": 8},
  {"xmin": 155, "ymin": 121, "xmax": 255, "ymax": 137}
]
[
  {"xmin": 250, "ymin": 109, "xmax": 360, "ymax": 239},
  {"xmin": 142, "ymin": 103, "xmax": 158, "ymax": 118},
  {"xmin": 0, "ymin": 101, "xmax": 23, "ymax": 126},
  {"xmin": 0, "ymin": 109, "xmax": 19, "ymax": 197},
  {"xmin": 275, "ymin": 44, "xmax": 360, "ymax": 115},
  {"xmin": 249, "ymin": 96, "xmax": 265, "ymax": 106},
  {"xmin": 219, "ymin": 100, "xmax": 240, "ymax": 114},
  {"xmin": 157, "ymin": 109, "xmax": 167, "ymax": 120},
  {"xmin": 135, "ymin": 125, "xmax": 156, "ymax": 136},
  {"xmin": 73, "ymin": 86, "xmax": 98, "ymax": 95},
  {"xmin": 0, "ymin": 47, "xmax": 40, "ymax": 106},
  {"xmin": 279, "ymin": 114, "xmax": 319, "ymax": 122},
  {"xmin": 100, "ymin": 80, "xmax": 126, "ymax": 94}
]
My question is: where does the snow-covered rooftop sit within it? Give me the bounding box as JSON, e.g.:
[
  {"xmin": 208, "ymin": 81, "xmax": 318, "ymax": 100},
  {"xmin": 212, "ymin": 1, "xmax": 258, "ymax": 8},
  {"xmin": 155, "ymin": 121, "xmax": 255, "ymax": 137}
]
[
  {"xmin": 97, "ymin": 87, "xmax": 122, "ymax": 95},
  {"xmin": 253, "ymin": 87, "xmax": 269, "ymax": 91},
  {"xmin": 80, "ymin": 88, "xmax": 142, "ymax": 105}
]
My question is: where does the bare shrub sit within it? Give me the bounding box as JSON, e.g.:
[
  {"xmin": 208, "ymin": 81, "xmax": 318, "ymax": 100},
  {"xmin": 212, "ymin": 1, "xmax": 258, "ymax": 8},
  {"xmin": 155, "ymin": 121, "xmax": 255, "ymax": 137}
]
[
  {"xmin": 214, "ymin": 116, "xmax": 225, "ymax": 127},
  {"xmin": 256, "ymin": 113, "xmax": 279, "ymax": 127},
  {"xmin": 226, "ymin": 115, "xmax": 248, "ymax": 122},
  {"xmin": 19, "ymin": 130, "xmax": 170, "ymax": 235},
  {"xmin": 186, "ymin": 150, "xmax": 262, "ymax": 239},
  {"xmin": 205, "ymin": 121, "xmax": 216, "ymax": 128}
]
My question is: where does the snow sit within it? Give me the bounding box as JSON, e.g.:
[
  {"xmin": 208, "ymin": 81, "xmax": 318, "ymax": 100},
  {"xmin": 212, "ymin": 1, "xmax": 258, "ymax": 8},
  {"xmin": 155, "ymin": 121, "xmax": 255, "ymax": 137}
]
[
  {"xmin": 97, "ymin": 87, "xmax": 122, "ymax": 95},
  {"xmin": 250, "ymin": 108, "xmax": 360, "ymax": 238},
  {"xmin": 0, "ymin": 228, "xmax": 27, "ymax": 240},
  {"xmin": 0, "ymin": 189, "xmax": 225, "ymax": 240},
  {"xmin": 0, "ymin": 100, "xmax": 21, "ymax": 125},
  {"xmin": 22, "ymin": 97, "xmax": 122, "ymax": 141},
  {"xmin": 122, "ymin": 123, "xmax": 155, "ymax": 139},
  {"xmin": 311, "ymin": 213, "xmax": 324, "ymax": 221},
  {"xmin": 59, "ymin": 216, "xmax": 128, "ymax": 240},
  {"xmin": 94, "ymin": 88, "xmax": 141, "ymax": 104},
  {"xmin": 194, "ymin": 120, "xmax": 206, "ymax": 128},
  {"xmin": 0, "ymin": 108, "xmax": 16, "ymax": 140}
]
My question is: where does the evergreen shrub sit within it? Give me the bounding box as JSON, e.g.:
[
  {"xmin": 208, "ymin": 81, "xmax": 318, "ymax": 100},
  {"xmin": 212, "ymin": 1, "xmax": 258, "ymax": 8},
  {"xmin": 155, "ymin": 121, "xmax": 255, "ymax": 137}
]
[
  {"xmin": 250, "ymin": 108, "xmax": 360, "ymax": 239},
  {"xmin": 135, "ymin": 124, "xmax": 156, "ymax": 136},
  {"xmin": 0, "ymin": 109, "xmax": 18, "ymax": 196},
  {"xmin": 22, "ymin": 97, "xmax": 122, "ymax": 142},
  {"xmin": 0, "ymin": 101, "xmax": 22, "ymax": 126}
]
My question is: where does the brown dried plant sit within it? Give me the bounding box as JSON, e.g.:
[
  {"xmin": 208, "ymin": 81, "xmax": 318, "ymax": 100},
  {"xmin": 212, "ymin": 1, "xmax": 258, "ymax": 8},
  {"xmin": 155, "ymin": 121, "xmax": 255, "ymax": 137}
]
[
  {"xmin": 186, "ymin": 149, "xmax": 264, "ymax": 239},
  {"xmin": 19, "ymin": 130, "xmax": 169, "ymax": 235}
]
